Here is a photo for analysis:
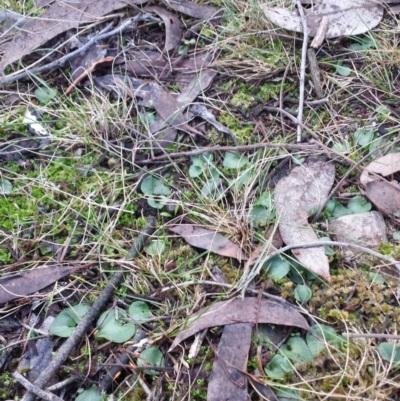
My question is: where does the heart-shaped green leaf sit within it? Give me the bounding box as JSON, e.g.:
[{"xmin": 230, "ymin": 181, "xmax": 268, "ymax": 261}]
[
  {"xmin": 294, "ymin": 284, "xmax": 312, "ymax": 303},
  {"xmin": 49, "ymin": 304, "xmax": 90, "ymax": 337},
  {"xmin": 138, "ymin": 346, "xmax": 164, "ymax": 375},
  {"xmin": 129, "ymin": 301, "xmax": 153, "ymax": 324},
  {"xmin": 96, "ymin": 309, "xmax": 136, "ymax": 343}
]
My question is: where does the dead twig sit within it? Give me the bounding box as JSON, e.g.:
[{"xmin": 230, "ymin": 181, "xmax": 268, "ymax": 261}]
[
  {"xmin": 307, "ymin": 48, "xmax": 324, "ymax": 99},
  {"xmin": 154, "ymin": 279, "xmax": 292, "ymax": 306},
  {"xmin": 279, "ymin": 64, "xmax": 291, "ymax": 137},
  {"xmin": 342, "ymin": 333, "xmax": 400, "ymax": 340},
  {"xmin": 135, "ymin": 142, "xmax": 319, "ymax": 165},
  {"xmin": 13, "ymin": 372, "xmax": 63, "ymax": 401},
  {"xmin": 21, "ymin": 217, "xmax": 156, "ymax": 401},
  {"xmin": 296, "ymin": 0, "xmax": 309, "ymax": 142}
]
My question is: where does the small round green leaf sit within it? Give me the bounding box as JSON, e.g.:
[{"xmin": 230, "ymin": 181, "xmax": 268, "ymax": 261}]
[
  {"xmin": 141, "ymin": 176, "xmax": 170, "ymax": 197},
  {"xmin": 223, "ymin": 151, "xmax": 248, "ymax": 169},
  {"xmin": 294, "ymin": 284, "xmax": 312, "ymax": 303},
  {"xmin": 320, "ymin": 236, "xmax": 335, "ymax": 256},
  {"xmin": 34, "ymin": 87, "xmax": 57, "ymax": 104},
  {"xmin": 368, "ymin": 272, "xmax": 385, "ymax": 284},
  {"xmin": 0, "ymin": 179, "xmax": 12, "ymax": 195},
  {"xmin": 353, "ymin": 128, "xmax": 374, "ymax": 147},
  {"xmin": 280, "ymin": 337, "xmax": 313, "ymax": 362},
  {"xmin": 129, "ymin": 301, "xmax": 153, "ymax": 323},
  {"xmin": 147, "ymin": 195, "xmax": 169, "ymax": 209},
  {"xmin": 311, "ymin": 324, "xmax": 345, "ymax": 347},
  {"xmin": 145, "ymin": 240, "xmax": 166, "ymax": 256},
  {"xmin": 336, "ymin": 64, "xmax": 351, "ymax": 76},
  {"xmin": 378, "ymin": 342, "xmax": 400, "ymax": 364},
  {"xmin": 75, "ymin": 386, "xmax": 103, "ymax": 401},
  {"xmin": 250, "ymin": 205, "xmax": 270, "ymax": 227},
  {"xmin": 347, "ymin": 196, "xmax": 371, "ymax": 214},
  {"xmin": 201, "ymin": 177, "xmax": 221, "ymax": 197},
  {"xmin": 264, "ymin": 354, "xmax": 293, "ymax": 379},
  {"xmin": 138, "ymin": 346, "xmax": 164, "ymax": 375},
  {"xmin": 189, "ymin": 164, "xmax": 203, "ymax": 178},
  {"xmin": 96, "ymin": 309, "xmax": 136, "ymax": 343},
  {"xmin": 141, "ymin": 175, "xmax": 155, "ymax": 195},
  {"xmin": 263, "ymin": 256, "xmax": 291, "ymax": 281},
  {"xmin": 49, "ymin": 304, "xmax": 90, "ymax": 337},
  {"xmin": 276, "ymin": 388, "xmax": 302, "ymax": 401}
]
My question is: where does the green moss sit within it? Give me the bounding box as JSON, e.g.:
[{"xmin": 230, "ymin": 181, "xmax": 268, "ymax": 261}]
[{"xmin": 218, "ymin": 112, "xmax": 254, "ymax": 143}]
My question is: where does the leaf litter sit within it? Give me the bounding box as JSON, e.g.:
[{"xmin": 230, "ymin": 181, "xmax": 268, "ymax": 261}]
[{"xmin": 2, "ymin": 0, "xmax": 400, "ymax": 400}]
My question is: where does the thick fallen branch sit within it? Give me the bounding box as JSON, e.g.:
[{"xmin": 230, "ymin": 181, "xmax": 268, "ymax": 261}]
[{"xmin": 21, "ymin": 217, "xmax": 156, "ymax": 401}]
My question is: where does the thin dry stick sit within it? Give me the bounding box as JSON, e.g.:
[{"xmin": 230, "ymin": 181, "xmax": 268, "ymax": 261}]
[
  {"xmin": 296, "ymin": 0, "xmax": 309, "ymax": 142},
  {"xmin": 1, "ymin": 14, "xmax": 160, "ymax": 85},
  {"xmin": 238, "ymin": 240, "xmax": 400, "ymax": 294},
  {"xmin": 13, "ymin": 372, "xmax": 63, "ymax": 401},
  {"xmin": 135, "ymin": 141, "xmax": 319, "ymax": 165},
  {"xmin": 154, "ymin": 280, "xmax": 291, "ymax": 305},
  {"xmin": 279, "ymin": 64, "xmax": 291, "ymax": 137},
  {"xmin": 342, "ymin": 333, "xmax": 400, "ymax": 340},
  {"xmin": 21, "ymin": 217, "xmax": 156, "ymax": 401}
]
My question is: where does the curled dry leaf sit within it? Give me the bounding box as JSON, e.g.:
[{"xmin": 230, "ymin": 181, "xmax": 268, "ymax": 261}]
[
  {"xmin": 360, "ymin": 153, "xmax": 400, "ymax": 217},
  {"xmin": 169, "ymin": 298, "xmax": 310, "ymax": 350},
  {"xmin": 144, "ymin": 6, "xmax": 183, "ymax": 51},
  {"xmin": 168, "ymin": 224, "xmax": 248, "ymax": 261},
  {"xmin": 274, "ymin": 159, "xmax": 335, "ymax": 280},
  {"xmin": 261, "ymin": 0, "xmax": 383, "ymax": 39}
]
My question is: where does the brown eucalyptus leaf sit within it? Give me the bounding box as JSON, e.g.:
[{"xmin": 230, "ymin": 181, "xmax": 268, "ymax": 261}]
[
  {"xmin": 0, "ymin": 263, "xmax": 93, "ymax": 303},
  {"xmin": 169, "ymin": 298, "xmax": 310, "ymax": 350},
  {"xmin": 168, "ymin": 224, "xmax": 248, "ymax": 261},
  {"xmin": 207, "ymin": 323, "xmax": 251, "ymax": 401},
  {"xmin": 144, "ymin": 6, "xmax": 183, "ymax": 51},
  {"xmin": 0, "ymin": 0, "xmax": 145, "ymax": 71},
  {"xmin": 261, "ymin": 0, "xmax": 383, "ymax": 39},
  {"xmin": 360, "ymin": 152, "xmax": 400, "ymax": 185},
  {"xmin": 274, "ymin": 159, "xmax": 335, "ymax": 280}
]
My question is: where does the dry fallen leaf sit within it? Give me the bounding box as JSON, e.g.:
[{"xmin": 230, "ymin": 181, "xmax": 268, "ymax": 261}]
[
  {"xmin": 169, "ymin": 297, "xmax": 310, "ymax": 350},
  {"xmin": 261, "ymin": 0, "xmax": 383, "ymax": 39},
  {"xmin": 207, "ymin": 323, "xmax": 251, "ymax": 401},
  {"xmin": 274, "ymin": 159, "xmax": 335, "ymax": 280},
  {"xmin": 360, "ymin": 152, "xmax": 400, "ymax": 185},
  {"xmin": 0, "ymin": 263, "xmax": 93, "ymax": 303},
  {"xmin": 144, "ymin": 6, "xmax": 183, "ymax": 51},
  {"xmin": 168, "ymin": 224, "xmax": 248, "ymax": 261},
  {"xmin": 360, "ymin": 153, "xmax": 400, "ymax": 217}
]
